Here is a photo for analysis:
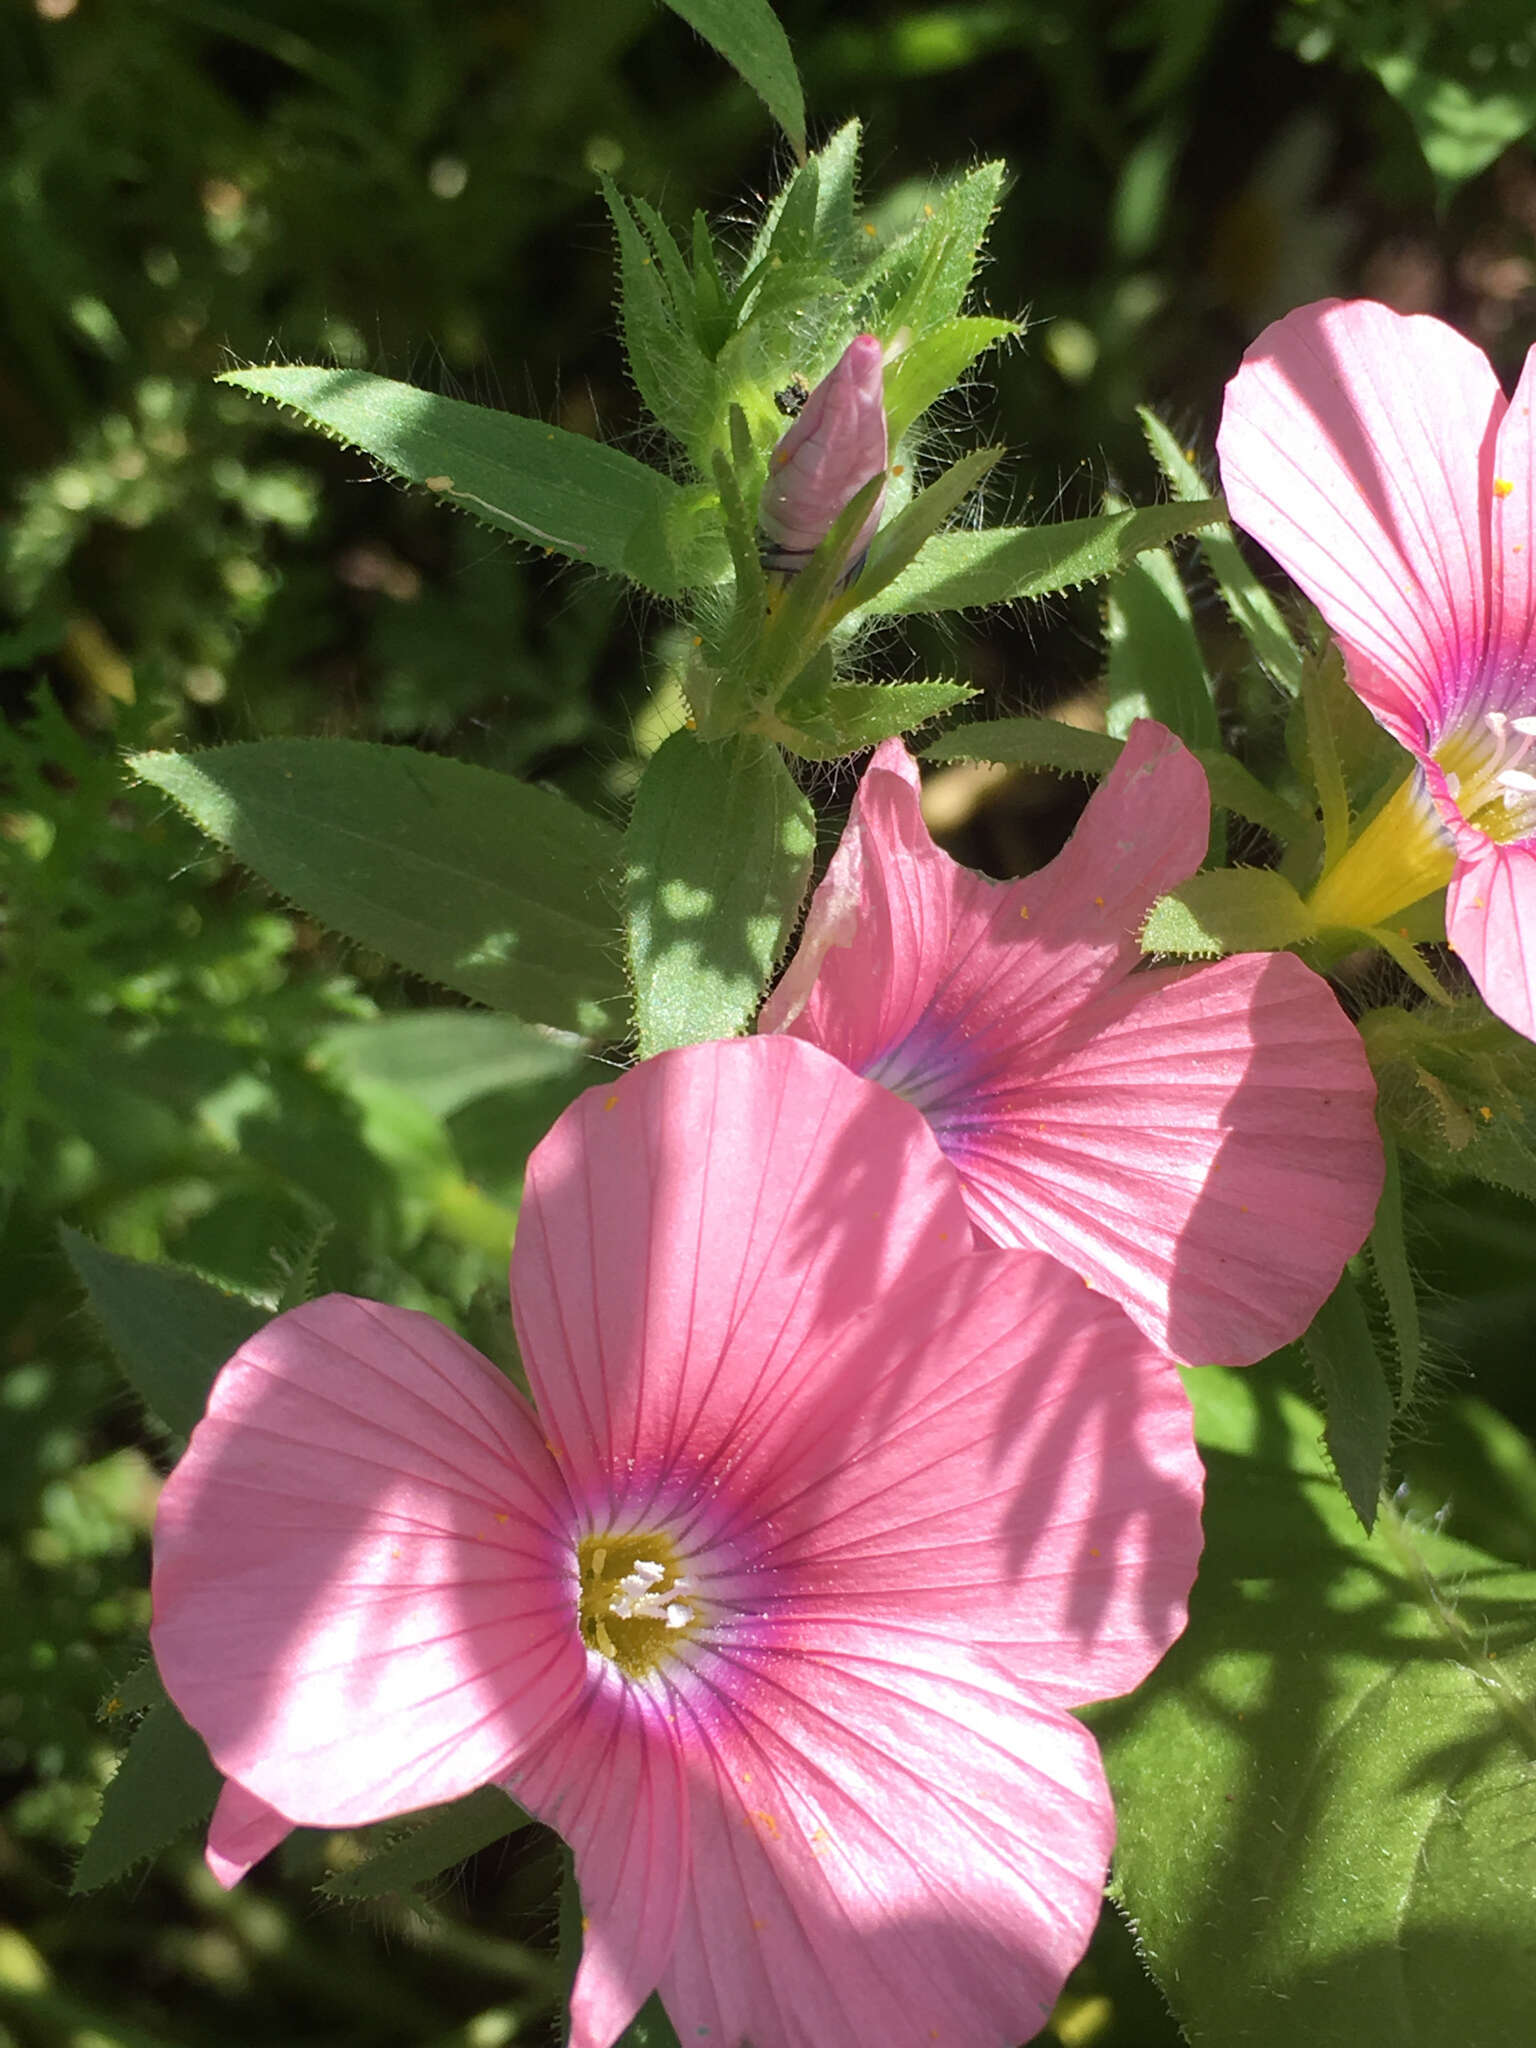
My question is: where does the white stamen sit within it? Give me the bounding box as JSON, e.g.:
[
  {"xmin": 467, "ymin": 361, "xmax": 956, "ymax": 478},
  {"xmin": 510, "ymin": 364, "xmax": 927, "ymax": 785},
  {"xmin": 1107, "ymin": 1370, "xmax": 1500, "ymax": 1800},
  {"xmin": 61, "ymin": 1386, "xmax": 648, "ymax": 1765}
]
[
  {"xmin": 665, "ymin": 1601, "xmax": 693, "ymax": 1631},
  {"xmin": 1500, "ymin": 769, "xmax": 1536, "ymax": 796},
  {"xmin": 1512, "ymin": 716, "xmax": 1536, "ymax": 737},
  {"xmin": 608, "ymin": 1558, "xmax": 688, "ymax": 1622}
]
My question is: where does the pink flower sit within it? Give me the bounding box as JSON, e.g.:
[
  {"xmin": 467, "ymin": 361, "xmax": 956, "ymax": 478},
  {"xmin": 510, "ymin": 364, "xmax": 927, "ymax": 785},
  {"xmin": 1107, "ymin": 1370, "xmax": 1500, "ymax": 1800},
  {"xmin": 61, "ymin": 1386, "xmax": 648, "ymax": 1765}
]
[
  {"xmin": 152, "ymin": 1035, "xmax": 1204, "ymax": 2048},
  {"xmin": 759, "ymin": 333, "xmax": 888, "ymax": 578},
  {"xmin": 1218, "ymin": 297, "xmax": 1536, "ymax": 1039},
  {"xmin": 759, "ymin": 722, "xmax": 1383, "ymax": 1367}
]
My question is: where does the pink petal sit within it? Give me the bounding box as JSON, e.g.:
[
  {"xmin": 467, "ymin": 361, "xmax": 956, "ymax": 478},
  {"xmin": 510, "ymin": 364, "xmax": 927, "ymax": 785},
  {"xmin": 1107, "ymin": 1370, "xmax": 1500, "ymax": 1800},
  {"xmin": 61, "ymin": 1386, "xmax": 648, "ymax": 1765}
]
[
  {"xmin": 953, "ymin": 951, "xmax": 1384, "ymax": 1364},
  {"xmin": 206, "ymin": 1780, "xmax": 292, "ymax": 1888},
  {"xmin": 152, "ymin": 1296, "xmax": 585, "ymax": 1828},
  {"xmin": 658, "ymin": 1640, "xmax": 1113, "ymax": 2048},
  {"xmin": 512, "ymin": 1036, "xmax": 971, "ymax": 1518},
  {"xmin": 1218, "ymin": 298, "xmax": 1503, "ymax": 750},
  {"xmin": 1488, "ymin": 342, "xmax": 1536, "ymax": 692},
  {"xmin": 759, "ymin": 334, "xmax": 888, "ymax": 573},
  {"xmin": 710, "ymin": 1245, "xmax": 1202, "ymax": 1708},
  {"xmin": 1447, "ymin": 836, "xmax": 1536, "ymax": 1041},
  {"xmin": 504, "ymin": 1667, "xmax": 689, "ymax": 2048},
  {"xmin": 762, "ymin": 719, "xmax": 1209, "ymax": 1075}
]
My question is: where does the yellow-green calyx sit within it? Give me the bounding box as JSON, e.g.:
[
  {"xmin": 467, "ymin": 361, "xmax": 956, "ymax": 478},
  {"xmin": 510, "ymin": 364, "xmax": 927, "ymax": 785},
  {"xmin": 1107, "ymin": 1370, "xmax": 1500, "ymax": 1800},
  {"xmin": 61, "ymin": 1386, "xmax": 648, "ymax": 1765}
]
[
  {"xmin": 1306, "ymin": 768, "xmax": 1456, "ymax": 934},
  {"xmin": 577, "ymin": 1530, "xmax": 699, "ymax": 1680}
]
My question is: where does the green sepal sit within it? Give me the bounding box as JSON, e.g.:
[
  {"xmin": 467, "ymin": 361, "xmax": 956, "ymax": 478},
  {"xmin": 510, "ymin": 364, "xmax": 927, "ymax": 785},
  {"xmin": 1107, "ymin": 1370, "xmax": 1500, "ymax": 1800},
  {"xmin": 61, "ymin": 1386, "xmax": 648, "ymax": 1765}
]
[
  {"xmin": 625, "ymin": 731, "xmax": 814, "ymax": 1056},
  {"xmin": 882, "ymin": 316, "xmax": 1018, "ymax": 449},
  {"xmin": 605, "ymin": 180, "xmax": 717, "ymax": 451},
  {"xmin": 859, "ymin": 160, "xmax": 1006, "ymax": 338},
  {"xmin": 1142, "ymin": 869, "xmax": 1317, "ymax": 956},
  {"xmin": 217, "ymin": 367, "xmax": 720, "ymax": 597},
  {"xmin": 861, "ymin": 497, "xmax": 1225, "ymax": 614}
]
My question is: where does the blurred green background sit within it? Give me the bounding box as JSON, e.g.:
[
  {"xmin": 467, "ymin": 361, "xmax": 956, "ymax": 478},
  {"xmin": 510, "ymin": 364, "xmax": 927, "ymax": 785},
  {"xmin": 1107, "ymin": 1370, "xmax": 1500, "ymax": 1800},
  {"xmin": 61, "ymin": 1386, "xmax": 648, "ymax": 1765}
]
[{"xmin": 4, "ymin": 2, "xmax": 1535, "ymax": 2043}]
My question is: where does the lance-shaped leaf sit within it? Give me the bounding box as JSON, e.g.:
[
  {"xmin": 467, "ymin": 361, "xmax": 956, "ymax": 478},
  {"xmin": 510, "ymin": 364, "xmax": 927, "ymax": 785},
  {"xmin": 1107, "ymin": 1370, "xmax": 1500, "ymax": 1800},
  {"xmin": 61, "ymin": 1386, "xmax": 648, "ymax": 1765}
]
[
  {"xmin": 626, "ymin": 731, "xmax": 814, "ymax": 1055},
  {"xmin": 768, "ymin": 679, "xmax": 976, "ymax": 762},
  {"xmin": 74, "ymin": 1700, "xmax": 220, "ymax": 1893},
  {"xmin": 1105, "ymin": 544, "xmax": 1219, "ymax": 753},
  {"xmin": 882, "ymin": 316, "xmax": 1018, "ymax": 449},
  {"xmin": 1140, "ymin": 406, "xmax": 1304, "ymax": 694},
  {"xmin": 1303, "ymin": 1267, "xmax": 1395, "ymax": 1533},
  {"xmin": 1097, "ymin": 1364, "xmax": 1536, "ymax": 2047},
  {"xmin": 62, "ymin": 1229, "xmax": 266, "ymax": 1442},
  {"xmin": 218, "ymin": 367, "xmax": 716, "ymax": 597},
  {"xmin": 862, "ymin": 497, "xmax": 1225, "ymax": 614},
  {"xmin": 837, "ymin": 444, "xmax": 1003, "ymax": 620},
  {"xmin": 132, "ymin": 741, "xmax": 626, "ymax": 1035},
  {"xmin": 1369, "ymin": 1136, "xmax": 1422, "ymax": 1409},
  {"xmin": 742, "ymin": 119, "xmax": 862, "ymax": 280},
  {"xmin": 605, "ymin": 181, "xmax": 717, "ymax": 451},
  {"xmin": 661, "ymin": 0, "xmax": 805, "ymax": 157},
  {"xmin": 861, "ymin": 160, "xmax": 1007, "ymax": 337},
  {"xmin": 1142, "ymin": 869, "xmax": 1318, "ymax": 956},
  {"xmin": 1362, "ymin": 999, "xmax": 1536, "ymax": 1203}
]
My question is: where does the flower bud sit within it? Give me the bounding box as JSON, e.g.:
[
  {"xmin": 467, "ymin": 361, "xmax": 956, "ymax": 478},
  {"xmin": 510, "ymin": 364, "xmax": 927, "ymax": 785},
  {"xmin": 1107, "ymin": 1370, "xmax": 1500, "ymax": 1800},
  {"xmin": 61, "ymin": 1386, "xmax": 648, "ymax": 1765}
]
[{"xmin": 759, "ymin": 333, "xmax": 888, "ymax": 580}]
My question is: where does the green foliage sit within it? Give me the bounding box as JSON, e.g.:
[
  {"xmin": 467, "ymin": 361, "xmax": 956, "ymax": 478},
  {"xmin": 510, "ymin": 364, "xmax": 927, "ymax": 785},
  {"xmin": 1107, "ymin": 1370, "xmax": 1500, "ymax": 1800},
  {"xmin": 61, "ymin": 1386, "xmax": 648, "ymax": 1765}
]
[
  {"xmin": 1100, "ymin": 1365, "xmax": 1536, "ymax": 2046},
  {"xmin": 921, "ymin": 716, "xmax": 1121, "ymax": 776},
  {"xmin": 770, "ymin": 679, "xmax": 975, "ymax": 760},
  {"xmin": 323, "ymin": 1786, "xmax": 530, "ymax": 1902},
  {"xmin": 860, "ymin": 499, "xmax": 1224, "ymax": 614},
  {"xmin": 1369, "ymin": 1137, "xmax": 1423, "ymax": 1409},
  {"xmin": 61, "ymin": 1230, "xmax": 266, "ymax": 1442},
  {"xmin": 131, "ymin": 740, "xmax": 627, "ymax": 1036},
  {"xmin": 72, "ymin": 1700, "xmax": 220, "ymax": 1894},
  {"xmin": 1302, "ymin": 1268, "xmax": 1395, "ymax": 1531},
  {"xmin": 660, "ymin": 0, "xmax": 806, "ymax": 156},
  {"xmin": 219, "ymin": 368, "xmax": 720, "ymax": 598},
  {"xmin": 1105, "ymin": 541, "xmax": 1219, "ymax": 751},
  {"xmin": 625, "ymin": 731, "xmax": 814, "ymax": 1055},
  {"xmin": 1363, "ymin": 1001, "xmax": 1536, "ymax": 1202},
  {"xmin": 1142, "ymin": 870, "xmax": 1318, "ymax": 955}
]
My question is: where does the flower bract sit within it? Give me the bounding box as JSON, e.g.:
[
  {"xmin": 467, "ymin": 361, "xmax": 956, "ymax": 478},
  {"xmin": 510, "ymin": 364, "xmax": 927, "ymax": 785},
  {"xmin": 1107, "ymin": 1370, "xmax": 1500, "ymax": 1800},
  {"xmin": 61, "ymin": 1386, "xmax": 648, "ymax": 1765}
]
[
  {"xmin": 152, "ymin": 1035, "xmax": 1204, "ymax": 2048},
  {"xmin": 758, "ymin": 722, "xmax": 1383, "ymax": 1366},
  {"xmin": 1218, "ymin": 296, "xmax": 1536, "ymax": 1039}
]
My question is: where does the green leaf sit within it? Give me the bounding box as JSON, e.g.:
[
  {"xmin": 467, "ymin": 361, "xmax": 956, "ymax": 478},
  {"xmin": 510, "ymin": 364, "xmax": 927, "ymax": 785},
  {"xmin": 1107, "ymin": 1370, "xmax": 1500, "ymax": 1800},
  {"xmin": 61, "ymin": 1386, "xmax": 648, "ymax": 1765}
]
[
  {"xmin": 73, "ymin": 1700, "xmax": 220, "ymax": 1893},
  {"xmin": 1142, "ymin": 869, "xmax": 1317, "ymax": 956},
  {"xmin": 881, "ymin": 316, "xmax": 1017, "ymax": 450},
  {"xmin": 311, "ymin": 1011, "xmax": 589, "ymax": 1121},
  {"xmin": 615, "ymin": 1995, "xmax": 684, "ymax": 2048},
  {"xmin": 1368, "ymin": 1134, "xmax": 1422, "ymax": 1409},
  {"xmin": 838, "ymin": 445, "xmax": 1004, "ymax": 620},
  {"xmin": 1302, "ymin": 1267, "xmax": 1394, "ymax": 1532},
  {"xmin": 62, "ymin": 1228, "xmax": 266, "ymax": 1441},
  {"xmin": 626, "ymin": 731, "xmax": 814, "ymax": 1056},
  {"xmin": 1362, "ymin": 999, "xmax": 1536, "ymax": 1202},
  {"xmin": 1139, "ymin": 406, "xmax": 1303, "ymax": 694},
  {"xmin": 1099, "ymin": 1365, "xmax": 1536, "ymax": 2046},
  {"xmin": 660, "ymin": 0, "xmax": 805, "ymax": 156},
  {"xmin": 323, "ymin": 1787, "xmax": 529, "ymax": 1902},
  {"xmin": 218, "ymin": 367, "xmax": 713, "ymax": 598},
  {"xmin": 920, "ymin": 716, "xmax": 1121, "ymax": 777},
  {"xmin": 742, "ymin": 119, "xmax": 861, "ymax": 280},
  {"xmin": 860, "ymin": 161, "xmax": 1007, "ymax": 338},
  {"xmin": 130, "ymin": 741, "xmax": 626, "ymax": 1036},
  {"xmin": 1105, "ymin": 543, "xmax": 1219, "ymax": 752},
  {"xmin": 769, "ymin": 679, "xmax": 975, "ymax": 761},
  {"xmin": 605, "ymin": 181, "xmax": 717, "ymax": 450},
  {"xmin": 862, "ymin": 498, "xmax": 1224, "ymax": 614}
]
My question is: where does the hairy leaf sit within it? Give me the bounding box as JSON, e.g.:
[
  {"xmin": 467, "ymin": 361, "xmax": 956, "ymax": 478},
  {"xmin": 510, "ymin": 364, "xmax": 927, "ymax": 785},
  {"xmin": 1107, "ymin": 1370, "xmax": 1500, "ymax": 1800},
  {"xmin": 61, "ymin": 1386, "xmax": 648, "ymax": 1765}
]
[
  {"xmin": 1142, "ymin": 869, "xmax": 1317, "ymax": 956},
  {"xmin": 661, "ymin": 0, "xmax": 805, "ymax": 156},
  {"xmin": 74, "ymin": 1701, "xmax": 220, "ymax": 1893},
  {"xmin": 324, "ymin": 1786, "xmax": 530, "ymax": 1902},
  {"xmin": 1303, "ymin": 1267, "xmax": 1395, "ymax": 1532}
]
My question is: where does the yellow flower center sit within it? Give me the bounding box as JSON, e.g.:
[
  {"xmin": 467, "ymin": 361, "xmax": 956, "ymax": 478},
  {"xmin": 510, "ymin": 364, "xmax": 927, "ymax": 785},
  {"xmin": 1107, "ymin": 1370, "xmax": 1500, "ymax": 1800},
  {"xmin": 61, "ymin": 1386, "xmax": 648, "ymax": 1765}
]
[
  {"xmin": 577, "ymin": 1531, "xmax": 699, "ymax": 1680},
  {"xmin": 1434, "ymin": 709, "xmax": 1536, "ymax": 844},
  {"xmin": 1306, "ymin": 768, "xmax": 1455, "ymax": 934}
]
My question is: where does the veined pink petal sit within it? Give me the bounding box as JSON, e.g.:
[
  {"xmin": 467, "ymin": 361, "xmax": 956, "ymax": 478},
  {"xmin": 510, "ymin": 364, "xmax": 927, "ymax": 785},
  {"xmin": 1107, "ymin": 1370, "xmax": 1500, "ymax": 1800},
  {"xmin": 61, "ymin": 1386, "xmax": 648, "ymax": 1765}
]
[
  {"xmin": 1218, "ymin": 298, "xmax": 1503, "ymax": 749},
  {"xmin": 504, "ymin": 1666, "xmax": 688, "ymax": 2048},
  {"xmin": 658, "ymin": 1640, "xmax": 1113, "ymax": 2048},
  {"xmin": 206, "ymin": 1780, "xmax": 292, "ymax": 1889},
  {"xmin": 763, "ymin": 720, "xmax": 1209, "ymax": 1077},
  {"xmin": 152, "ymin": 1296, "xmax": 585, "ymax": 1828},
  {"xmin": 955, "ymin": 950, "xmax": 1383, "ymax": 1364},
  {"xmin": 1447, "ymin": 835, "xmax": 1536, "ymax": 1042},
  {"xmin": 513, "ymin": 1036, "xmax": 971, "ymax": 1520},
  {"xmin": 1488, "ymin": 342, "xmax": 1536, "ymax": 690},
  {"xmin": 707, "ymin": 1247, "xmax": 1202, "ymax": 1708}
]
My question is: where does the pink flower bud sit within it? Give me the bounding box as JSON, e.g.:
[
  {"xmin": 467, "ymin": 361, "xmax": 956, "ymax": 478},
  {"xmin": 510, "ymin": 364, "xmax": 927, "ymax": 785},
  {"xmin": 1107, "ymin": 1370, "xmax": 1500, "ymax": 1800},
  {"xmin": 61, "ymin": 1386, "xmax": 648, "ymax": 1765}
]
[{"xmin": 759, "ymin": 333, "xmax": 888, "ymax": 579}]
